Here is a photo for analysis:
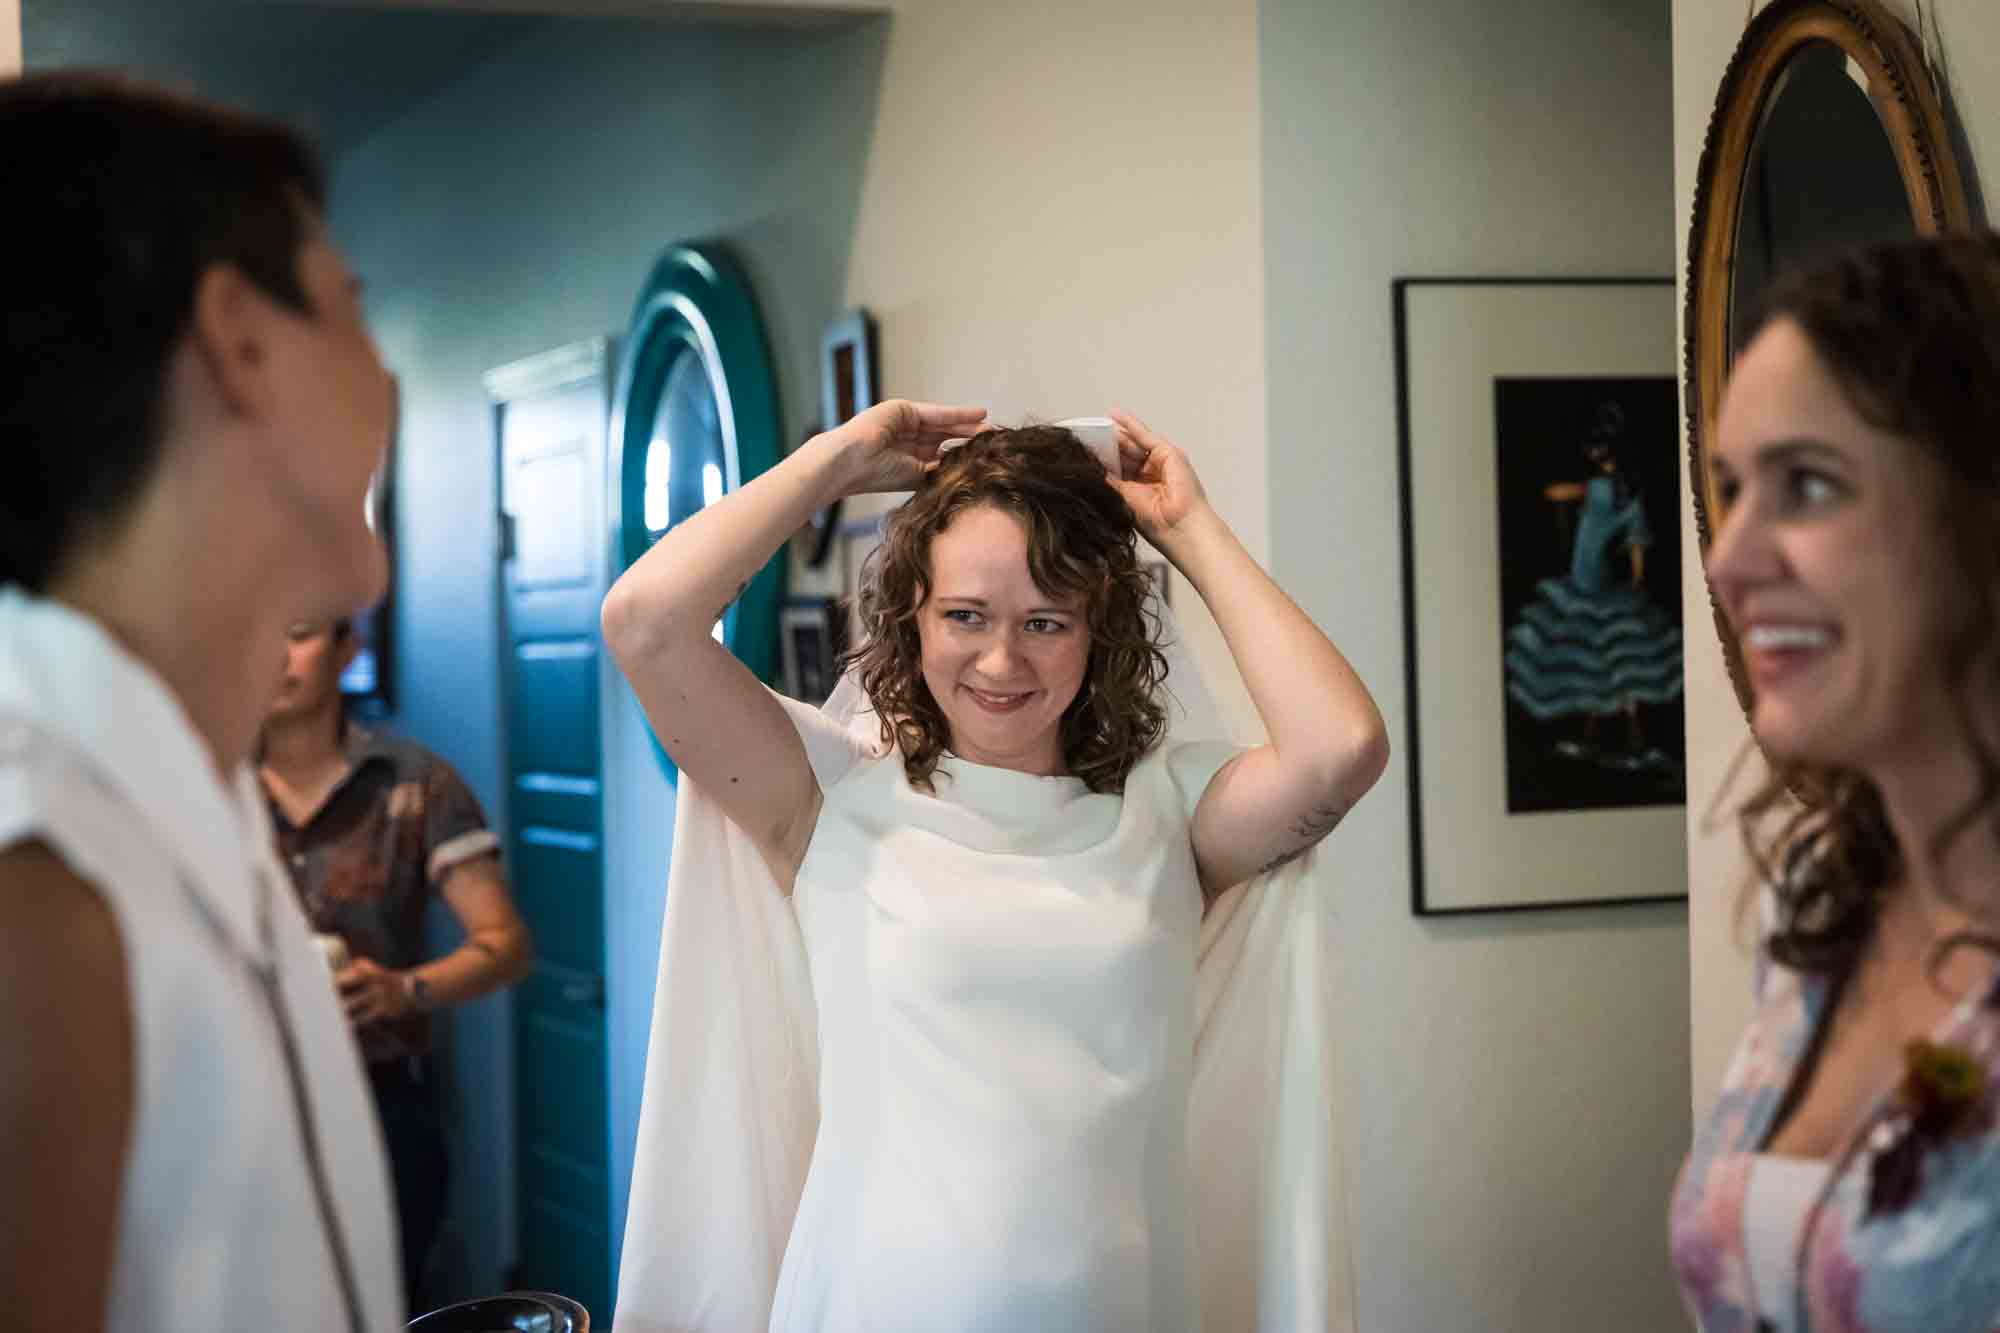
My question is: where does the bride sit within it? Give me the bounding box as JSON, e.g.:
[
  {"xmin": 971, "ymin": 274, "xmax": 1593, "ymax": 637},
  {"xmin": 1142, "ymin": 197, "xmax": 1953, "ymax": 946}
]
[{"xmin": 602, "ymin": 403, "xmax": 1386, "ymax": 1330}]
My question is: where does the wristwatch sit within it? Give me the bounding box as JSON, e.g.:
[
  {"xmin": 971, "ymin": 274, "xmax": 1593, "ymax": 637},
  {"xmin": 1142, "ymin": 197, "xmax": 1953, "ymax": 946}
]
[{"xmin": 402, "ymin": 971, "xmax": 433, "ymax": 1013}]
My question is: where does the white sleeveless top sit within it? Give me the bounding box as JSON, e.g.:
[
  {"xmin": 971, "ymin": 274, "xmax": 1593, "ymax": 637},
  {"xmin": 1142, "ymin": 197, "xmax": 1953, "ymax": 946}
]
[
  {"xmin": 768, "ymin": 739, "xmax": 1224, "ymax": 1332},
  {"xmin": 0, "ymin": 587, "xmax": 402, "ymax": 1332}
]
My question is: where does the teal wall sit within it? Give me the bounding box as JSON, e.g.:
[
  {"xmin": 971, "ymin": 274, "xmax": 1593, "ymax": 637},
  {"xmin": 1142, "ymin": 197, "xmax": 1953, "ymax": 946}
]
[{"xmin": 331, "ymin": 12, "xmax": 886, "ymax": 1298}]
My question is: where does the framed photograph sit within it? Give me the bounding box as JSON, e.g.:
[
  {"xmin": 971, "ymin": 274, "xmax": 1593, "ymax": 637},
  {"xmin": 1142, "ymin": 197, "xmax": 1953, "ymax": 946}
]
[
  {"xmin": 1395, "ymin": 278, "xmax": 1686, "ymax": 915},
  {"xmin": 340, "ymin": 375, "xmax": 398, "ymax": 717},
  {"xmin": 834, "ymin": 513, "xmax": 887, "ymax": 637},
  {"xmin": 780, "ymin": 598, "xmax": 847, "ymax": 706},
  {"xmin": 821, "ymin": 308, "xmax": 878, "ymax": 429},
  {"xmin": 788, "ymin": 421, "xmax": 843, "ymax": 570},
  {"xmin": 790, "ymin": 309, "xmax": 877, "ymax": 572}
]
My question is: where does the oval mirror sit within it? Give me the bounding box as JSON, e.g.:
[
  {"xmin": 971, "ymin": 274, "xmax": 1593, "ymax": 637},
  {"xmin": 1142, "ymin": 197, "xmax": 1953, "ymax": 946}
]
[
  {"xmin": 610, "ymin": 244, "xmax": 784, "ymax": 780},
  {"xmin": 1684, "ymin": 0, "xmax": 1975, "ymax": 717},
  {"xmin": 1728, "ymin": 39, "xmax": 1915, "ymax": 351},
  {"xmin": 642, "ymin": 343, "xmax": 728, "ymax": 640}
]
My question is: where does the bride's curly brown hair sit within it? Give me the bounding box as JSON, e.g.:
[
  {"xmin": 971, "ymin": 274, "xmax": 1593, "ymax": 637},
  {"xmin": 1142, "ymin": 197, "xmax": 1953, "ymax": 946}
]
[{"xmin": 847, "ymin": 425, "xmax": 1169, "ymax": 794}]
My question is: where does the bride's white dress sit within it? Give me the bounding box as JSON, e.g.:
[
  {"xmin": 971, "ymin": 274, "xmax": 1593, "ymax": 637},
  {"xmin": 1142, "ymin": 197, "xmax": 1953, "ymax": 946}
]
[
  {"xmin": 768, "ymin": 741, "xmax": 1225, "ymax": 1332},
  {"xmin": 615, "ymin": 668, "xmax": 1356, "ymax": 1332}
]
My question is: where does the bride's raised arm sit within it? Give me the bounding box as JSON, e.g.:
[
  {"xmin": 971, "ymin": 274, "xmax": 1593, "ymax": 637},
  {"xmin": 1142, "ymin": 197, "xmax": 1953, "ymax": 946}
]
[
  {"xmin": 601, "ymin": 399, "xmax": 984, "ymax": 890},
  {"xmin": 1107, "ymin": 410, "xmax": 1388, "ymax": 895}
]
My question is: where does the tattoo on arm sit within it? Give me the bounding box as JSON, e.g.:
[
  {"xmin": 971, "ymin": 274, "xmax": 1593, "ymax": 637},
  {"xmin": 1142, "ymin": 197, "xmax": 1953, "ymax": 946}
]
[
  {"xmin": 1291, "ymin": 799, "xmax": 1351, "ymax": 842},
  {"xmin": 1254, "ymin": 847, "xmax": 1307, "ymax": 878},
  {"xmin": 1253, "ymin": 798, "xmax": 1351, "ymax": 878}
]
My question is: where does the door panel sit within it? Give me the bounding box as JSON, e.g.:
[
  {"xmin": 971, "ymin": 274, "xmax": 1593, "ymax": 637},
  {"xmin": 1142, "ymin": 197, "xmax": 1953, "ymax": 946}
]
[
  {"xmin": 492, "ymin": 341, "xmax": 612, "ymax": 1323},
  {"xmin": 511, "ymin": 832, "xmax": 602, "ymax": 973},
  {"xmin": 508, "ymin": 645, "xmax": 599, "ymax": 797}
]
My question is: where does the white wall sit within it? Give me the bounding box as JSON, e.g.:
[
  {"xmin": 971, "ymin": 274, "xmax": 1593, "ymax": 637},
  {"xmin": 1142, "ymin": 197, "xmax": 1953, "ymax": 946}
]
[
  {"xmin": 829, "ymin": 0, "xmax": 1270, "ymax": 739},
  {"xmin": 1262, "ymin": 1, "xmax": 1690, "ymax": 1330},
  {"xmin": 1675, "ymin": 0, "xmax": 2000, "ymax": 1119},
  {"xmin": 1672, "ymin": 0, "xmax": 1763, "ymax": 1134},
  {"xmin": 2, "ymin": 0, "xmax": 19, "ymax": 74}
]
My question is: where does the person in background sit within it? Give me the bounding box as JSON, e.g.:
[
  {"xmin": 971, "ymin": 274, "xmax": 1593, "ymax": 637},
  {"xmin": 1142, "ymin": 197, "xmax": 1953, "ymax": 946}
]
[
  {"xmin": 259, "ymin": 616, "xmax": 533, "ymax": 1315},
  {"xmin": 0, "ymin": 71, "xmax": 403, "ymax": 1331},
  {"xmin": 1671, "ymin": 234, "xmax": 2000, "ymax": 1331}
]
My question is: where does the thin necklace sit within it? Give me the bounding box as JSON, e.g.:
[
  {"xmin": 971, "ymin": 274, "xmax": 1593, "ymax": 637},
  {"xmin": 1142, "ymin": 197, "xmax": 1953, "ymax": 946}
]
[{"xmin": 179, "ymin": 865, "xmax": 368, "ymax": 1333}]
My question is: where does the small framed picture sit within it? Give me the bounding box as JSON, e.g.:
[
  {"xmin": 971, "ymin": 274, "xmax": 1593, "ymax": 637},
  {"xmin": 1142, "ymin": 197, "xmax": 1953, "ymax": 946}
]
[
  {"xmin": 835, "ymin": 514, "xmax": 887, "ymax": 636},
  {"xmin": 788, "ymin": 421, "xmax": 843, "ymax": 570},
  {"xmin": 780, "ymin": 598, "xmax": 847, "ymax": 706},
  {"xmin": 821, "ymin": 308, "xmax": 878, "ymax": 429}
]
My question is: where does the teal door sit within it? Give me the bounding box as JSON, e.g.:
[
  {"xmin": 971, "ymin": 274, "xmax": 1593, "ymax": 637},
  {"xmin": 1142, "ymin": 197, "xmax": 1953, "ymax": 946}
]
[{"xmin": 489, "ymin": 339, "xmax": 614, "ymax": 1322}]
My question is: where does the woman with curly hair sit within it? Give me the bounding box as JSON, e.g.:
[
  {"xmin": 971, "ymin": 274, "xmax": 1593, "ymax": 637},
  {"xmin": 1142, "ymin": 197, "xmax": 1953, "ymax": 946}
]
[
  {"xmin": 1671, "ymin": 234, "xmax": 2000, "ymax": 1332},
  {"xmin": 604, "ymin": 403, "xmax": 1386, "ymax": 1331}
]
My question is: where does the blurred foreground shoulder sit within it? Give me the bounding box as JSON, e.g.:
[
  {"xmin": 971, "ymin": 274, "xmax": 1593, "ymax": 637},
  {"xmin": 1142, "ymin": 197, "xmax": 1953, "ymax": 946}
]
[{"xmin": 0, "ymin": 840, "xmax": 134, "ymax": 1333}]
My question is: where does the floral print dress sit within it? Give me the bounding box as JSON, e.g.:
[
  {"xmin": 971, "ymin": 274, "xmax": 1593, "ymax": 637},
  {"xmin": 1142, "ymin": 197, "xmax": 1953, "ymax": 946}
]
[{"xmin": 1670, "ymin": 931, "xmax": 2000, "ymax": 1332}]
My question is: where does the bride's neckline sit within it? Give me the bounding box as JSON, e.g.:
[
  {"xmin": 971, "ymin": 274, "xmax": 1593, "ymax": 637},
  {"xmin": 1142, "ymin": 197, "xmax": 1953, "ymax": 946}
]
[
  {"xmin": 933, "ymin": 751, "xmax": 1090, "ymax": 806},
  {"xmin": 937, "ymin": 749, "xmax": 1084, "ymax": 786},
  {"xmin": 908, "ymin": 751, "xmax": 1116, "ymax": 854}
]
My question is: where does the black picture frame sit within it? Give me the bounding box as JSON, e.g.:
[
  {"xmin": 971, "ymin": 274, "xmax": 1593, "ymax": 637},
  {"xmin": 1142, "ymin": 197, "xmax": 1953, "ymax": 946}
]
[
  {"xmin": 793, "ymin": 309, "xmax": 879, "ymax": 573},
  {"xmin": 821, "ymin": 307, "xmax": 878, "ymax": 429},
  {"xmin": 1394, "ymin": 277, "xmax": 1687, "ymax": 916},
  {"xmin": 788, "ymin": 421, "xmax": 843, "ymax": 570},
  {"xmin": 780, "ymin": 598, "xmax": 846, "ymax": 706}
]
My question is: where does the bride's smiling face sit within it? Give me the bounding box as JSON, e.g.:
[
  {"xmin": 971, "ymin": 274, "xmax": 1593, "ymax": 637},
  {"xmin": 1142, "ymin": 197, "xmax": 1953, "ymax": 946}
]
[{"xmin": 916, "ymin": 504, "xmax": 1091, "ymax": 777}]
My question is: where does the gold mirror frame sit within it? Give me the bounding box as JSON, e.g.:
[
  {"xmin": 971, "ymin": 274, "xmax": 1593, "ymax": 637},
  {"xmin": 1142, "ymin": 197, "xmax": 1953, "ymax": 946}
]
[{"xmin": 1685, "ymin": 0, "xmax": 1975, "ymax": 716}]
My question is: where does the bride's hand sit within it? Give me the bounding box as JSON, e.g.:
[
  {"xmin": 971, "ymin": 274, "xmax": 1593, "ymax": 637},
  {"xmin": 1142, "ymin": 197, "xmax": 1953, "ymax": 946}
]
[
  {"xmin": 827, "ymin": 399, "xmax": 988, "ymax": 496},
  {"xmin": 1107, "ymin": 410, "xmax": 1212, "ymax": 546}
]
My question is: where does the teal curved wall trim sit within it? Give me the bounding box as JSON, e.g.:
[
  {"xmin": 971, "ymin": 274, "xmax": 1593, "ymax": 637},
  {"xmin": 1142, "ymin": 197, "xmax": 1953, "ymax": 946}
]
[{"xmin": 608, "ymin": 242, "xmax": 786, "ymax": 781}]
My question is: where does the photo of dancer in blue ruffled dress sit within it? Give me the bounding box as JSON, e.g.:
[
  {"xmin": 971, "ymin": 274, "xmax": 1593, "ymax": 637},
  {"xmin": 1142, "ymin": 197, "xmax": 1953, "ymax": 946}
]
[{"xmin": 1497, "ymin": 384, "xmax": 1686, "ymax": 813}]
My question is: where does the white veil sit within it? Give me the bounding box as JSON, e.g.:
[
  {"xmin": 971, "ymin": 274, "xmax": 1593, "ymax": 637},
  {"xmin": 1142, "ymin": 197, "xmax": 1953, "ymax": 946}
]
[{"xmin": 614, "ymin": 531, "xmax": 1356, "ymax": 1333}]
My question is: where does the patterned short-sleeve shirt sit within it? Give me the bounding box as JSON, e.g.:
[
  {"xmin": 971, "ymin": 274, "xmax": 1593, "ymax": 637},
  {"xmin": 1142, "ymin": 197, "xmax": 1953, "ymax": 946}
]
[{"xmin": 264, "ymin": 725, "xmax": 500, "ymax": 1064}]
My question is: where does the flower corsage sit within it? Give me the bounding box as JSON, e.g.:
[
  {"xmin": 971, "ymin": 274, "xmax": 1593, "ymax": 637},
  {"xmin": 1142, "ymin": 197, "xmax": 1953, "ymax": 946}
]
[{"xmin": 1864, "ymin": 1038, "xmax": 1993, "ymax": 1218}]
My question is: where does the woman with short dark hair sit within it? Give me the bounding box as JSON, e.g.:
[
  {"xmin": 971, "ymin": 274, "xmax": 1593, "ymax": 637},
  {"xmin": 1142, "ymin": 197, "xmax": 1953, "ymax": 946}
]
[{"xmin": 0, "ymin": 73, "xmax": 402, "ymax": 1332}]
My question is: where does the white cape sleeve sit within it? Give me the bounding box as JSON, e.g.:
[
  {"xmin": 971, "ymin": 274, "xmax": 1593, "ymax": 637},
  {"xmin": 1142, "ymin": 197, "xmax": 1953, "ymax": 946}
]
[
  {"xmin": 1191, "ymin": 857, "xmax": 1355, "ymax": 1331},
  {"xmin": 612, "ymin": 694, "xmax": 880, "ymax": 1332}
]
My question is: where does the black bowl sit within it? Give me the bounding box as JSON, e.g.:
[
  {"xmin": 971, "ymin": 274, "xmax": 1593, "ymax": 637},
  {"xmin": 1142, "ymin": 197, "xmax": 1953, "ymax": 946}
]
[{"xmin": 404, "ymin": 1291, "xmax": 589, "ymax": 1332}]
